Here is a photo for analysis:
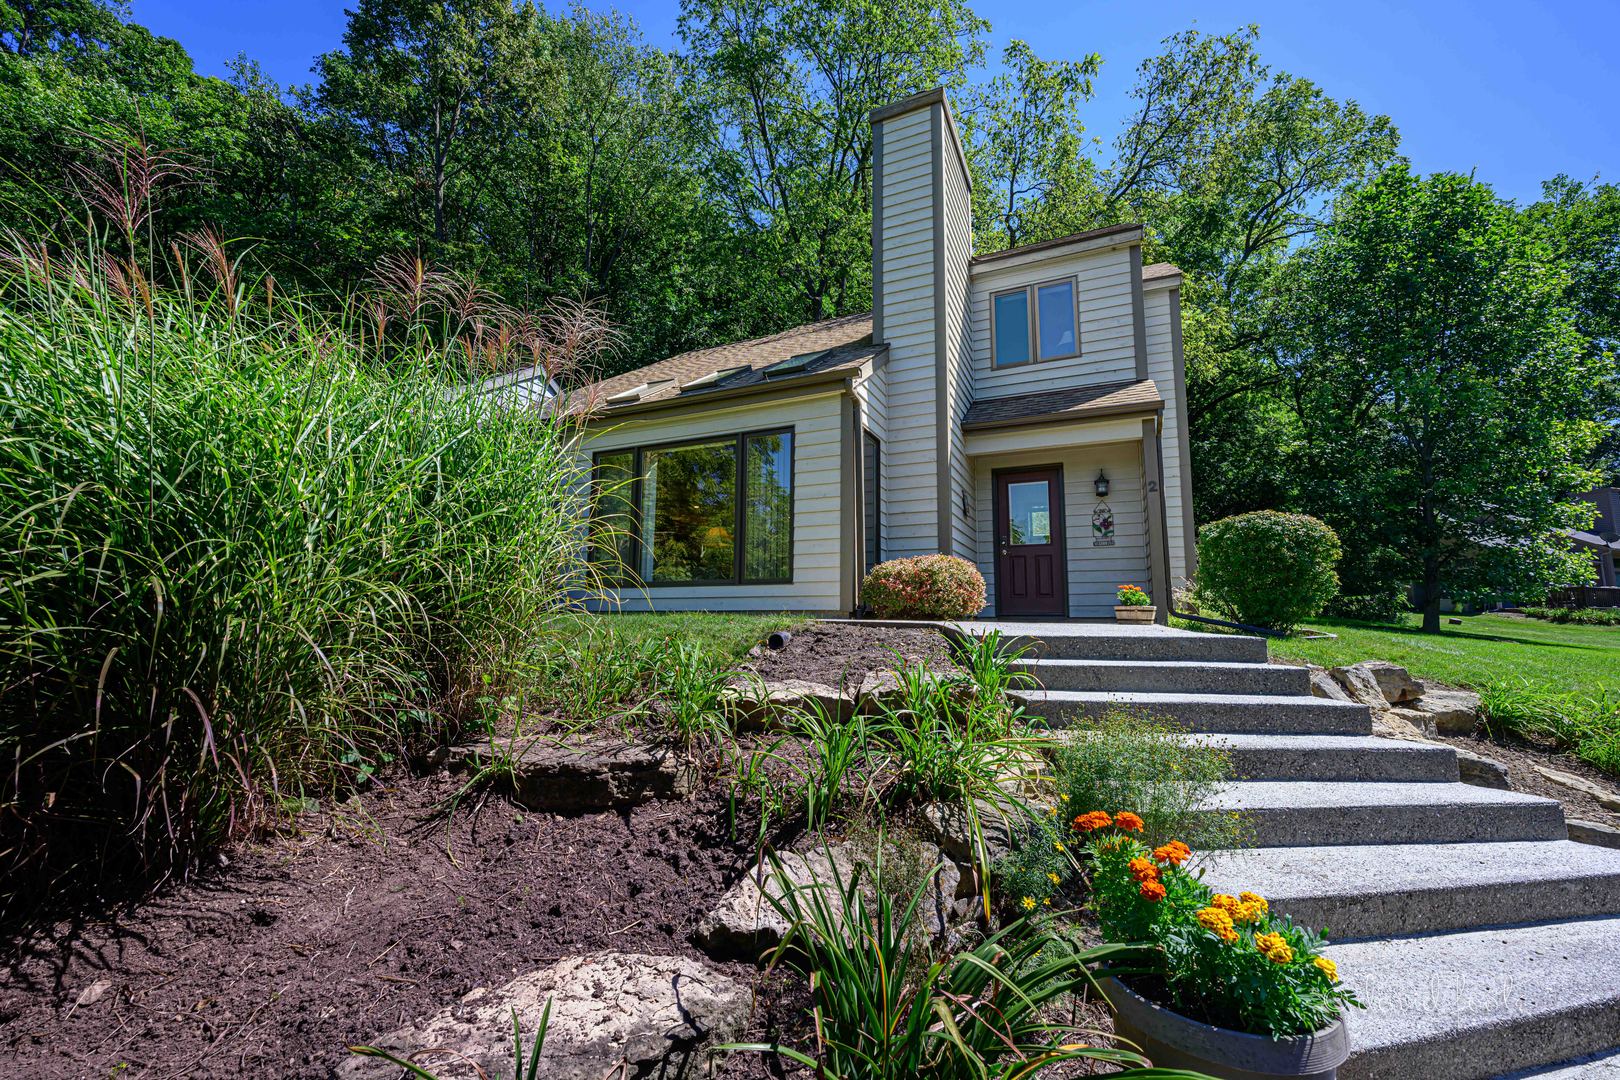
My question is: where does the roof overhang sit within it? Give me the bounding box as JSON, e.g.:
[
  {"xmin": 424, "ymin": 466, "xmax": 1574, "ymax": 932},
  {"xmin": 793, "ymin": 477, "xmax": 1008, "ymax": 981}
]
[
  {"xmin": 971, "ymin": 224, "xmax": 1144, "ymax": 275},
  {"xmin": 581, "ymin": 364, "xmax": 858, "ymax": 422},
  {"xmin": 961, "ymin": 378, "xmax": 1164, "ymax": 432}
]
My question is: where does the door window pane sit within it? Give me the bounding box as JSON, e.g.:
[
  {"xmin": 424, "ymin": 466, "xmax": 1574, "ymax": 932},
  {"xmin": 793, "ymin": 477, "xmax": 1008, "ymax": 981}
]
[
  {"xmin": 588, "ymin": 451, "xmax": 637, "ymax": 575},
  {"xmin": 1006, "ymin": 481, "xmax": 1052, "ymax": 546},
  {"xmin": 1037, "ymin": 280, "xmax": 1077, "ymax": 359},
  {"xmin": 744, "ymin": 432, "xmax": 793, "ymax": 581},
  {"xmin": 863, "ymin": 433, "xmax": 880, "ymax": 572},
  {"xmin": 641, "ymin": 439, "xmax": 737, "ymax": 582},
  {"xmin": 993, "ymin": 290, "xmax": 1031, "ymax": 366}
]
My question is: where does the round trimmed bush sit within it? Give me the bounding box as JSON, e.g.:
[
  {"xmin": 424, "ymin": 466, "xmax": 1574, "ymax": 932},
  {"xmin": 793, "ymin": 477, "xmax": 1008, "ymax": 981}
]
[
  {"xmin": 1196, "ymin": 511, "xmax": 1342, "ymax": 632},
  {"xmin": 862, "ymin": 554, "xmax": 987, "ymax": 619}
]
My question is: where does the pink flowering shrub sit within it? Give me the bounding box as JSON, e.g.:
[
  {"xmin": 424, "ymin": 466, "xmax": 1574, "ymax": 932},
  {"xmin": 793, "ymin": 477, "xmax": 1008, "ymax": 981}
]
[{"xmin": 862, "ymin": 554, "xmax": 986, "ymax": 619}]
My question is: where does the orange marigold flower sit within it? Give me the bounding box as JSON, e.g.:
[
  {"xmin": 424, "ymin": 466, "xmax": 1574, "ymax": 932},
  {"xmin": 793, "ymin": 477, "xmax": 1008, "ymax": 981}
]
[
  {"xmin": 1113, "ymin": 811, "xmax": 1145, "ymax": 832},
  {"xmin": 1152, "ymin": 840, "xmax": 1191, "ymax": 866},
  {"xmin": 1138, "ymin": 880, "xmax": 1167, "ymax": 902},
  {"xmin": 1072, "ymin": 810, "xmax": 1112, "ymax": 832},
  {"xmin": 1127, "ymin": 857, "xmax": 1159, "ymax": 883}
]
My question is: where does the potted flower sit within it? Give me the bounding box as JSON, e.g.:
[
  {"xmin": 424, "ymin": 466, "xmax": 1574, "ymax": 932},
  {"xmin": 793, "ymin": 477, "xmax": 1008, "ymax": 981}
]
[
  {"xmin": 1115, "ymin": 584, "xmax": 1156, "ymax": 624},
  {"xmin": 1074, "ymin": 813, "xmax": 1361, "ymax": 1079}
]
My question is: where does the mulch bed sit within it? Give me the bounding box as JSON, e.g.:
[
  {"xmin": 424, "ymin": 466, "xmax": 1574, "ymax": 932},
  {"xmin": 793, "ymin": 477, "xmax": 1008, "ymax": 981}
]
[
  {"xmin": 1435, "ymin": 729, "xmax": 1620, "ymax": 828},
  {"xmin": 0, "ymin": 768, "xmax": 789, "ymax": 1079},
  {"xmin": 745, "ymin": 621, "xmax": 959, "ymax": 689}
]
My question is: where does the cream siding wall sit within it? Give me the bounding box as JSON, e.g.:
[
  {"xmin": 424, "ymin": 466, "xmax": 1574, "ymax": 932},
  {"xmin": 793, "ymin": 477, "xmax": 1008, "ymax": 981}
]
[
  {"xmin": 581, "ymin": 391, "xmax": 846, "ymax": 612},
  {"xmin": 939, "ymin": 118, "xmax": 975, "ymax": 562},
  {"xmin": 973, "ymin": 440, "xmax": 1151, "ymax": 618},
  {"xmin": 874, "ymin": 105, "xmax": 942, "ymax": 559},
  {"xmin": 969, "ymin": 245, "xmax": 1139, "ymax": 399},
  {"xmin": 1144, "ymin": 286, "xmax": 1190, "ymax": 585}
]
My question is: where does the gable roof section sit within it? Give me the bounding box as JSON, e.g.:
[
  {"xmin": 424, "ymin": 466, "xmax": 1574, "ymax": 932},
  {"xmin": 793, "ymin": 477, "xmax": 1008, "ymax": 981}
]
[
  {"xmin": 971, "ymin": 223, "xmax": 1143, "ymax": 266},
  {"xmin": 583, "ymin": 312, "xmax": 882, "ymax": 414},
  {"xmin": 962, "ymin": 378, "xmax": 1163, "ymax": 431},
  {"xmin": 1141, "ymin": 261, "xmax": 1182, "ymax": 286}
]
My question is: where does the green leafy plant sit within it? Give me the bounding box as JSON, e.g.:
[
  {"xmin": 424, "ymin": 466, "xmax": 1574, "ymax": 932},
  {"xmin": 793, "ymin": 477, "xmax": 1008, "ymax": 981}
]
[
  {"xmin": 950, "ymin": 629, "xmax": 1037, "ymax": 710},
  {"xmin": 1117, "ymin": 583, "xmax": 1153, "ymax": 606},
  {"xmin": 727, "ymin": 846, "xmax": 1210, "ymax": 1079},
  {"xmin": 1081, "ymin": 818, "xmax": 1361, "ymax": 1038},
  {"xmin": 861, "ymin": 554, "xmax": 987, "ymax": 619},
  {"xmin": 349, "ymin": 1001, "xmax": 552, "ymax": 1079},
  {"xmin": 794, "ymin": 700, "xmax": 874, "ymax": 830},
  {"xmin": 1196, "ymin": 511, "xmax": 1342, "ymax": 632},
  {"xmin": 1481, "ymin": 678, "xmax": 1620, "ymax": 776},
  {"xmin": 653, "ymin": 639, "xmax": 741, "ymax": 747}
]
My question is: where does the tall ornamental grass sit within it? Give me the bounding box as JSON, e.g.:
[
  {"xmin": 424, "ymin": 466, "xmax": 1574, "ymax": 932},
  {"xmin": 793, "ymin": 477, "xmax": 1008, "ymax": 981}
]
[{"xmin": 0, "ymin": 239, "xmax": 601, "ymax": 911}]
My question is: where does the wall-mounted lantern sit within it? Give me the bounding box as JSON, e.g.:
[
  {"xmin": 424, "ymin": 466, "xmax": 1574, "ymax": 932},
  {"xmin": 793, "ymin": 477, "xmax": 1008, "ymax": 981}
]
[{"xmin": 1094, "ymin": 471, "xmax": 1110, "ymax": 498}]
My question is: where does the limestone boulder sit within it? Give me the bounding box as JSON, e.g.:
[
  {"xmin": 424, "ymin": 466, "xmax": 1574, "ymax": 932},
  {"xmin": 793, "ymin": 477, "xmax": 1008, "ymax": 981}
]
[
  {"xmin": 1307, "ymin": 667, "xmax": 1352, "ymax": 702},
  {"xmin": 1330, "ymin": 664, "xmax": 1390, "ymax": 712},
  {"xmin": 339, "ymin": 952, "xmax": 749, "ymax": 1080},
  {"xmin": 1414, "ymin": 683, "xmax": 1482, "ymax": 735},
  {"xmin": 444, "ymin": 737, "xmax": 691, "ymax": 811},
  {"xmin": 1386, "ymin": 706, "xmax": 1439, "ymax": 739},
  {"xmin": 1533, "ymin": 765, "xmax": 1620, "ymax": 813},
  {"xmin": 1359, "ymin": 660, "xmax": 1423, "ymax": 705},
  {"xmin": 1453, "ymin": 747, "xmax": 1510, "ymax": 789},
  {"xmin": 696, "ymin": 841, "xmax": 963, "ymax": 959},
  {"xmin": 722, "ymin": 678, "xmax": 854, "ymax": 730}
]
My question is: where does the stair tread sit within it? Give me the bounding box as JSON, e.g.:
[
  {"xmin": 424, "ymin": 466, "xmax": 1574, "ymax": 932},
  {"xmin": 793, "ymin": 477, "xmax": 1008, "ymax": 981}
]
[
  {"xmin": 1179, "ymin": 733, "xmax": 1455, "ymax": 752},
  {"xmin": 1497, "ymin": 1048, "xmax": 1620, "ymax": 1078},
  {"xmin": 1209, "ymin": 779, "xmax": 1560, "ymax": 811},
  {"xmin": 1197, "ymin": 840, "xmax": 1620, "ymax": 900},
  {"xmin": 1017, "ymin": 689, "xmax": 1363, "ymax": 708},
  {"xmin": 1327, "ymin": 916, "xmax": 1620, "ymax": 1076},
  {"xmin": 1017, "ymin": 658, "xmax": 1285, "ymax": 670}
]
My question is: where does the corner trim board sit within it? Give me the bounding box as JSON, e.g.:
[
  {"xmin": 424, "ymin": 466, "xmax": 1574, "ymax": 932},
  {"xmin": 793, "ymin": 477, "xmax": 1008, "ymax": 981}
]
[
  {"xmin": 931, "ymin": 102, "xmax": 953, "ymax": 557},
  {"xmin": 1168, "ymin": 286, "xmax": 1197, "ymax": 576},
  {"xmin": 1130, "ymin": 245, "xmax": 1149, "ymax": 380},
  {"xmin": 1140, "ymin": 417, "xmax": 1171, "ymax": 624},
  {"xmin": 871, "ymin": 122, "xmax": 885, "ymax": 345}
]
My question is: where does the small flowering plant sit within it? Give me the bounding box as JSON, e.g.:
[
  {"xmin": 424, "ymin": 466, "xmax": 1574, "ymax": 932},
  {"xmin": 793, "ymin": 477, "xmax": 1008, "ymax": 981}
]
[
  {"xmin": 1080, "ymin": 815, "xmax": 1361, "ymax": 1038},
  {"xmin": 1115, "ymin": 583, "xmax": 1152, "ymax": 607}
]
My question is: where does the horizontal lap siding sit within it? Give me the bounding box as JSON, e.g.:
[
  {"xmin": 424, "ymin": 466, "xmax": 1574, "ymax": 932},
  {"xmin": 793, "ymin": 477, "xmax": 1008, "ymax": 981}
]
[
  {"xmin": 1144, "ymin": 289, "xmax": 1189, "ymax": 585},
  {"xmin": 581, "ymin": 392, "xmax": 845, "ymax": 612},
  {"xmin": 969, "ymin": 246, "xmax": 1139, "ymax": 399},
  {"xmin": 876, "ymin": 105, "xmax": 940, "ymax": 559},
  {"xmin": 973, "ymin": 440, "xmax": 1150, "ymax": 618},
  {"xmin": 942, "ymin": 132, "xmax": 975, "ymax": 562}
]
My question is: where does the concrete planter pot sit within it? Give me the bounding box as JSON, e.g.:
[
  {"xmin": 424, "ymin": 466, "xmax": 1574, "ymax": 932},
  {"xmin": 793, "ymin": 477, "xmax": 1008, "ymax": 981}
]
[
  {"xmin": 1102, "ymin": 977, "xmax": 1349, "ymax": 1080},
  {"xmin": 1114, "ymin": 604, "xmax": 1157, "ymax": 624}
]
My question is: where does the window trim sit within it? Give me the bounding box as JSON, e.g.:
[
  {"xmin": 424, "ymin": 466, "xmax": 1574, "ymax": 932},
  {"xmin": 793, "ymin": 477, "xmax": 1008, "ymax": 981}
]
[
  {"xmin": 990, "ymin": 275, "xmax": 1082, "ymax": 369},
  {"xmin": 589, "ymin": 427, "xmax": 796, "ymax": 588}
]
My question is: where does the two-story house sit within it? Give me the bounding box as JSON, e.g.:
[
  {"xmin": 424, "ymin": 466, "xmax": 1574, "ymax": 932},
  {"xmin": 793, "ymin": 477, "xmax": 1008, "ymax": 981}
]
[{"xmin": 577, "ymin": 88, "xmax": 1193, "ymax": 621}]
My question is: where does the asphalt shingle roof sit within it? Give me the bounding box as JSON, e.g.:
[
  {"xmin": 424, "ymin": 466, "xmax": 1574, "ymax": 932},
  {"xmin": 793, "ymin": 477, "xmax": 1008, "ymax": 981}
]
[{"xmin": 961, "ymin": 378, "xmax": 1163, "ymax": 430}]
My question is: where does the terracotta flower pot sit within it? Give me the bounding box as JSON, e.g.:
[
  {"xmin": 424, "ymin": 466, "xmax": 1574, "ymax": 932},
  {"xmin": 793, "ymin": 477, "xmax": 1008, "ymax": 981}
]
[
  {"xmin": 1114, "ymin": 604, "xmax": 1156, "ymax": 624},
  {"xmin": 1102, "ymin": 977, "xmax": 1349, "ymax": 1080}
]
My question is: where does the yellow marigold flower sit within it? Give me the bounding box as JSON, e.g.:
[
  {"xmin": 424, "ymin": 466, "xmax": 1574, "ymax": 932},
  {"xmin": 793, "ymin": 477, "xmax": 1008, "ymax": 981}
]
[
  {"xmin": 1113, "ymin": 811, "xmax": 1145, "ymax": 832},
  {"xmin": 1196, "ymin": 907, "xmax": 1235, "ymax": 935},
  {"xmin": 1021, "ymin": 896, "xmax": 1037, "ymax": 911},
  {"xmin": 1314, "ymin": 956, "xmax": 1339, "ymax": 982},
  {"xmin": 1239, "ymin": 891, "xmax": 1269, "ymax": 914},
  {"xmin": 1211, "ymin": 893, "xmax": 1240, "ymax": 912},
  {"xmin": 1233, "ymin": 900, "xmax": 1266, "ymax": 925},
  {"xmin": 1265, "ymin": 942, "xmax": 1294, "ymax": 964},
  {"xmin": 1072, "ymin": 811, "xmax": 1112, "ymax": 832},
  {"xmin": 1047, "ymin": 872, "xmax": 1061, "ymax": 885},
  {"xmin": 1218, "ymin": 926, "xmax": 1239, "ymax": 944},
  {"xmin": 1253, "ymin": 931, "xmax": 1286, "ymax": 953}
]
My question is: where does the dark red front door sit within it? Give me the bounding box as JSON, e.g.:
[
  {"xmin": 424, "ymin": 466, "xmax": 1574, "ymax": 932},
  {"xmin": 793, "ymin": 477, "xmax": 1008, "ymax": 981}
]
[{"xmin": 994, "ymin": 467, "xmax": 1066, "ymax": 617}]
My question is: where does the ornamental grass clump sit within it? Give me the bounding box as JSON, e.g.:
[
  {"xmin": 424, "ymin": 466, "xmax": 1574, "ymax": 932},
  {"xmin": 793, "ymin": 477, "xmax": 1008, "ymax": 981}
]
[
  {"xmin": 1080, "ymin": 815, "xmax": 1362, "ymax": 1038},
  {"xmin": 861, "ymin": 554, "xmax": 986, "ymax": 619}
]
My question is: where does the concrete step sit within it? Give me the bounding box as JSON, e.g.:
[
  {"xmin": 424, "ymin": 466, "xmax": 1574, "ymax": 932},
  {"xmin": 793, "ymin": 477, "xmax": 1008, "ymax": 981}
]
[
  {"xmin": 1014, "ymin": 689, "xmax": 1373, "ymax": 734},
  {"xmin": 1205, "ymin": 781, "xmax": 1567, "ymax": 847},
  {"xmin": 1196, "ymin": 840, "xmax": 1620, "ymax": 939},
  {"xmin": 1497, "ymin": 1048, "xmax": 1620, "ymax": 1078},
  {"xmin": 957, "ymin": 622, "xmax": 1268, "ymax": 663},
  {"xmin": 1185, "ymin": 733, "xmax": 1461, "ymax": 782},
  {"xmin": 1014, "ymin": 658, "xmax": 1309, "ymax": 695},
  {"xmin": 1328, "ymin": 916, "xmax": 1620, "ymax": 1080}
]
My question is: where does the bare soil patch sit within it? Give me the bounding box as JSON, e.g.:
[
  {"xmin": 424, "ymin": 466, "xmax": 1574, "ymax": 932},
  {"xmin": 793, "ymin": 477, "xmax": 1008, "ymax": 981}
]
[
  {"xmin": 0, "ymin": 767, "xmax": 786, "ymax": 1079},
  {"xmin": 1435, "ymin": 730, "xmax": 1620, "ymax": 828},
  {"xmin": 745, "ymin": 621, "xmax": 959, "ymax": 689}
]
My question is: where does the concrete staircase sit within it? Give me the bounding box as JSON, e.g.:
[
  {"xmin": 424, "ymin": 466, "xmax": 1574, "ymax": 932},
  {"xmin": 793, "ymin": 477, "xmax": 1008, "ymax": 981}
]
[{"xmin": 974, "ymin": 621, "xmax": 1620, "ymax": 1080}]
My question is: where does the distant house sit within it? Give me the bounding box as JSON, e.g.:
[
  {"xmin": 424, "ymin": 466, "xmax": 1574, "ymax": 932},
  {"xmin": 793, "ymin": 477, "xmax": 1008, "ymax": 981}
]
[
  {"xmin": 1566, "ymin": 486, "xmax": 1620, "ymax": 591},
  {"xmin": 575, "ymin": 88, "xmax": 1194, "ymax": 620}
]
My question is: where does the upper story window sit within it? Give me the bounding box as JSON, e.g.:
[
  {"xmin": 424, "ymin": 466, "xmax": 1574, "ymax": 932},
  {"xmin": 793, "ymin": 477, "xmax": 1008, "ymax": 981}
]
[{"xmin": 991, "ymin": 277, "xmax": 1079, "ymax": 367}]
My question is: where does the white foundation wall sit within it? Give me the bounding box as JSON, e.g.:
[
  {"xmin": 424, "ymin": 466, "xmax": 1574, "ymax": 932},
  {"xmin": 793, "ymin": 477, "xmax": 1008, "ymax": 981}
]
[
  {"xmin": 972, "ymin": 439, "xmax": 1152, "ymax": 618},
  {"xmin": 581, "ymin": 390, "xmax": 846, "ymax": 612}
]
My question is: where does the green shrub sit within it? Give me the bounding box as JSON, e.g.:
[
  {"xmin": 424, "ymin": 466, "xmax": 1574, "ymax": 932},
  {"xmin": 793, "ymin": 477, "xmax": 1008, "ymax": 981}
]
[
  {"xmin": 1521, "ymin": 605, "xmax": 1620, "ymax": 626},
  {"xmin": 861, "ymin": 554, "xmax": 986, "ymax": 619},
  {"xmin": 1324, "ymin": 588, "xmax": 1407, "ymax": 623},
  {"xmin": 1197, "ymin": 511, "xmax": 1342, "ymax": 632},
  {"xmin": 0, "ymin": 239, "xmax": 601, "ymax": 909}
]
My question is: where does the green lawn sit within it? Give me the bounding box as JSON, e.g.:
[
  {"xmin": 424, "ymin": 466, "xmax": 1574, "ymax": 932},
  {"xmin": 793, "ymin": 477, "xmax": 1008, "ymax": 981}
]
[
  {"xmin": 1266, "ymin": 612, "xmax": 1620, "ymax": 775},
  {"xmin": 543, "ymin": 611, "xmax": 805, "ymax": 660},
  {"xmin": 1269, "ymin": 612, "xmax": 1620, "ymax": 698}
]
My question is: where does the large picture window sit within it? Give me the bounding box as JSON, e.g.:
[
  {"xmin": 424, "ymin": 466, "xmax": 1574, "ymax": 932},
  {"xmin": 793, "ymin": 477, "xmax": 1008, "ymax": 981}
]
[
  {"xmin": 590, "ymin": 429, "xmax": 794, "ymax": 586},
  {"xmin": 991, "ymin": 277, "xmax": 1080, "ymax": 367}
]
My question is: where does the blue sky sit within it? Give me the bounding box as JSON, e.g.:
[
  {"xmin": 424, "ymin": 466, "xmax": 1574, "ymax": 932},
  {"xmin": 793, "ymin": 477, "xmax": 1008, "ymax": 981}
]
[{"xmin": 129, "ymin": 0, "xmax": 1616, "ymax": 205}]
